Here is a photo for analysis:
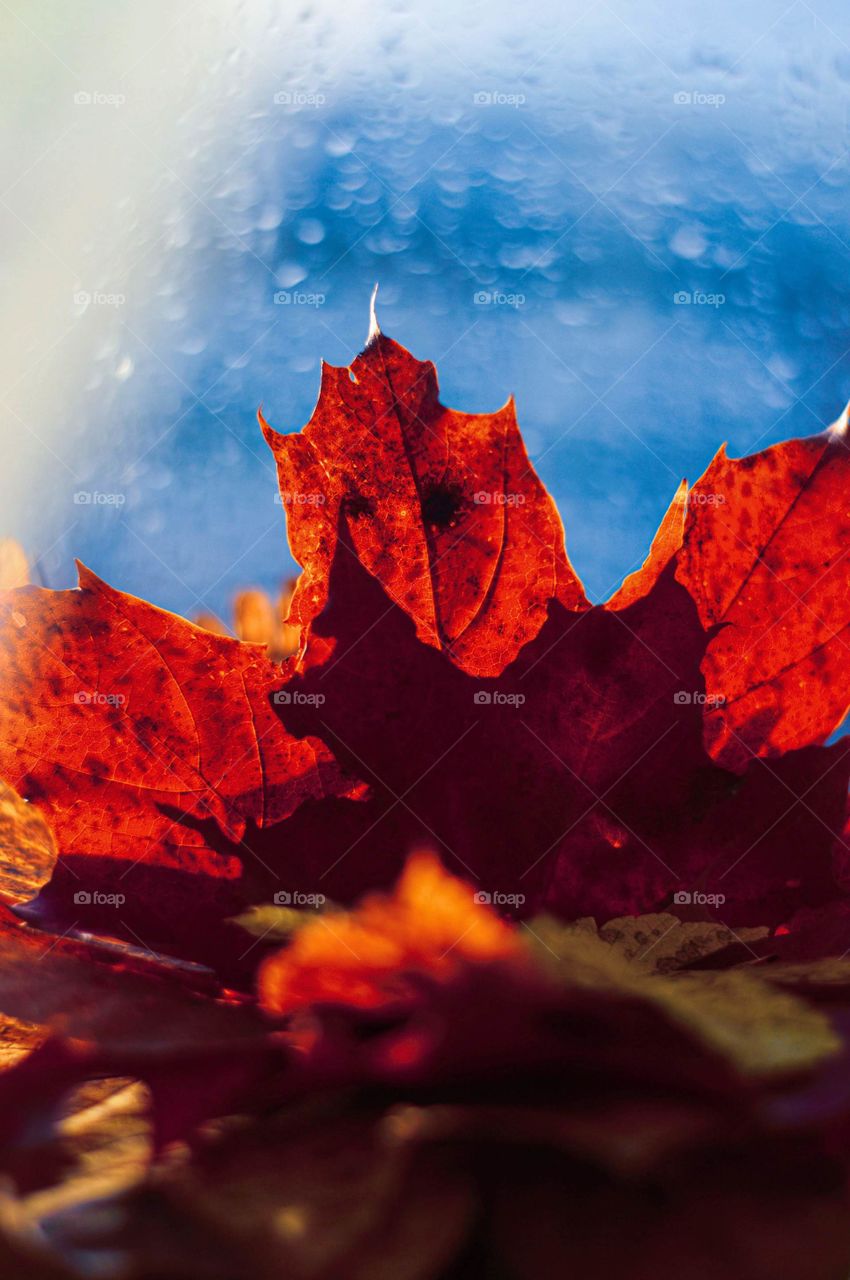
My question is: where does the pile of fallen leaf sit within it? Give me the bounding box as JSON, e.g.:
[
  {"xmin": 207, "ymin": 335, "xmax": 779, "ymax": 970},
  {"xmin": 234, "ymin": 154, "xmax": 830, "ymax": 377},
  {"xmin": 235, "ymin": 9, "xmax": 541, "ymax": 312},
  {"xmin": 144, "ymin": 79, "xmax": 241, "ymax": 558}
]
[{"xmin": 0, "ymin": 321, "xmax": 848, "ymax": 1277}]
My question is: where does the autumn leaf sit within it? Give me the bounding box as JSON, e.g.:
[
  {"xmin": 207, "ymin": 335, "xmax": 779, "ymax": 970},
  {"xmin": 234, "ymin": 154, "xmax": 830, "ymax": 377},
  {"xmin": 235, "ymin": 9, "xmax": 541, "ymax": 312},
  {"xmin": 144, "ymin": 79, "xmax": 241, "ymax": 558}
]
[
  {"xmin": 551, "ymin": 911, "xmax": 769, "ymax": 974},
  {"xmin": 269, "ymin": 503, "xmax": 849, "ymax": 925},
  {"xmin": 0, "ymin": 324, "xmax": 848, "ymax": 960},
  {"xmin": 260, "ymin": 327, "xmax": 588, "ymax": 676},
  {"xmin": 0, "ymin": 568, "xmax": 361, "ymax": 961},
  {"xmin": 675, "ymin": 419, "xmax": 850, "ymax": 771},
  {"xmin": 6, "ymin": 856, "xmax": 850, "ymax": 1279},
  {"xmin": 0, "ymin": 206, "xmax": 849, "ymax": 1276},
  {"xmin": 260, "ymin": 853, "xmax": 839, "ymax": 1084},
  {"xmin": 0, "ymin": 902, "xmax": 287, "ymax": 1164},
  {"xmin": 258, "ymin": 328, "xmax": 849, "ymax": 926},
  {"xmin": 0, "ymin": 778, "xmax": 57, "ymax": 906},
  {"xmin": 258, "ymin": 850, "xmax": 525, "ymax": 1012},
  {"xmin": 607, "ymin": 424, "xmax": 850, "ymax": 773}
]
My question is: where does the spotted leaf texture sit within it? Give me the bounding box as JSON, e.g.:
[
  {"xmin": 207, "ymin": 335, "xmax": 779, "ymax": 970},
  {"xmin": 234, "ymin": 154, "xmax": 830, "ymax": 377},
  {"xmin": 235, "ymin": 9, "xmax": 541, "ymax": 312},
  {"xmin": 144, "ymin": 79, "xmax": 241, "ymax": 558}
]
[
  {"xmin": 0, "ymin": 568, "xmax": 358, "ymax": 958},
  {"xmin": 261, "ymin": 330, "xmax": 588, "ymax": 676},
  {"xmin": 675, "ymin": 423, "xmax": 850, "ymax": 770}
]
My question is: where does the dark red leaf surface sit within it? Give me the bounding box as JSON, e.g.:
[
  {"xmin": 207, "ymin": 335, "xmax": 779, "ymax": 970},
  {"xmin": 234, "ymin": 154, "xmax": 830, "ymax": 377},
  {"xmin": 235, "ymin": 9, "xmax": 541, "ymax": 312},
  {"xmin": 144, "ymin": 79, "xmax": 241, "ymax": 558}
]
[
  {"xmin": 270, "ymin": 507, "xmax": 849, "ymax": 925},
  {"xmin": 0, "ymin": 903, "xmax": 284, "ymax": 1168}
]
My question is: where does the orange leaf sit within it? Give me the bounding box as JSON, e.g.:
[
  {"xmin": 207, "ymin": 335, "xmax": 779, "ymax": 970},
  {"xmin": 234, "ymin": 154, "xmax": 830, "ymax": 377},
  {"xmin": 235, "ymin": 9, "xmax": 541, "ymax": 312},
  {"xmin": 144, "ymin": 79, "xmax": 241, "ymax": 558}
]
[{"xmin": 259, "ymin": 850, "xmax": 524, "ymax": 1013}]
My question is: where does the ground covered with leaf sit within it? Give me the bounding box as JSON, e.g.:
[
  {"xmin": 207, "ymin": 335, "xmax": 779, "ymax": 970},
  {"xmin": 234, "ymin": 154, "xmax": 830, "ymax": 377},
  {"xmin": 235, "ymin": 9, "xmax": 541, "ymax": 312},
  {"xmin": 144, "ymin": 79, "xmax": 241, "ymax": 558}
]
[{"xmin": 0, "ymin": 322, "xmax": 848, "ymax": 1276}]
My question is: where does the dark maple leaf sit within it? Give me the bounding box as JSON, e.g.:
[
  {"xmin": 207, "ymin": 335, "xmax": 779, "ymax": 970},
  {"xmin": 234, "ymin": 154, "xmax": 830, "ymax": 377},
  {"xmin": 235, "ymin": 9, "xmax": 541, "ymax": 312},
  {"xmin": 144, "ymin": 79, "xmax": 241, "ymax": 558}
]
[
  {"xmin": 20, "ymin": 855, "xmax": 842, "ymax": 1280},
  {"xmin": 40, "ymin": 1102, "xmax": 850, "ymax": 1280},
  {"xmin": 0, "ymin": 902, "xmax": 286, "ymax": 1171},
  {"xmin": 273, "ymin": 530, "xmax": 850, "ymax": 924}
]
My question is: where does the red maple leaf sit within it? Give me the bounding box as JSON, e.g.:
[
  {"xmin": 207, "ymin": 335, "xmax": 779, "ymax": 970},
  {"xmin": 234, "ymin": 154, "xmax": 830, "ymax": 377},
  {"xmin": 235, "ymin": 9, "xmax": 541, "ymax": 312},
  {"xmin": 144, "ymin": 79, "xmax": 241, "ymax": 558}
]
[
  {"xmin": 0, "ymin": 570, "xmax": 361, "ymax": 963},
  {"xmin": 0, "ymin": 326, "xmax": 847, "ymax": 961},
  {"xmin": 261, "ymin": 330, "xmax": 850, "ymax": 927}
]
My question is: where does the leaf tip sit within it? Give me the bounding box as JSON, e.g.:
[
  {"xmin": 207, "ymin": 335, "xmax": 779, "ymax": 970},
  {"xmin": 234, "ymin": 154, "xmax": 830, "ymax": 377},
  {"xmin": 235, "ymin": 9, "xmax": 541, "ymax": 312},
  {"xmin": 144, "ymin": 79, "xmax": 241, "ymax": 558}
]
[
  {"xmin": 74, "ymin": 559, "xmax": 99, "ymax": 590},
  {"xmin": 257, "ymin": 405, "xmax": 277, "ymax": 445},
  {"xmin": 75, "ymin": 562, "xmax": 115, "ymax": 600},
  {"xmin": 366, "ymin": 283, "xmax": 381, "ymax": 347}
]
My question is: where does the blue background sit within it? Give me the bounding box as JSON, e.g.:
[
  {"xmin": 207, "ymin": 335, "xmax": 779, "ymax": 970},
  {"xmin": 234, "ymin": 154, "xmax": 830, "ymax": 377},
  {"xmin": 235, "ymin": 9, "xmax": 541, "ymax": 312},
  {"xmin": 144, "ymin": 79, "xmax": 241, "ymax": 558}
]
[{"xmin": 5, "ymin": 0, "xmax": 850, "ymax": 625}]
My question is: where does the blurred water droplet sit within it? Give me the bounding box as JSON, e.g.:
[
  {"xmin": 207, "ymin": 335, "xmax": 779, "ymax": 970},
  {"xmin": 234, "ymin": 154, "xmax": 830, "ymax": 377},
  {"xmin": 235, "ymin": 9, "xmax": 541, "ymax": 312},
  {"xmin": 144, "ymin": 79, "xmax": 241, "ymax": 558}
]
[
  {"xmin": 276, "ymin": 262, "xmax": 307, "ymax": 287},
  {"xmin": 256, "ymin": 205, "xmax": 284, "ymax": 231},
  {"xmin": 296, "ymin": 218, "xmax": 325, "ymax": 244},
  {"xmin": 669, "ymin": 225, "xmax": 708, "ymax": 259},
  {"xmin": 177, "ymin": 335, "xmax": 207, "ymax": 356}
]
